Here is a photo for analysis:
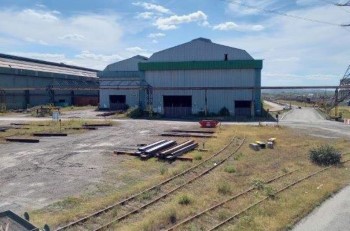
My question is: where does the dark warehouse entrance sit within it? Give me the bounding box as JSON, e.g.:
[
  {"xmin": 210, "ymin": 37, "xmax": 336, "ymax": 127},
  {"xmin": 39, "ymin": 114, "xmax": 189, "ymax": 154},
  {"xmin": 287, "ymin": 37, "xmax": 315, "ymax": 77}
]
[
  {"xmin": 235, "ymin": 100, "xmax": 251, "ymax": 117},
  {"xmin": 109, "ymin": 95, "xmax": 126, "ymax": 110},
  {"xmin": 163, "ymin": 95, "xmax": 192, "ymax": 117}
]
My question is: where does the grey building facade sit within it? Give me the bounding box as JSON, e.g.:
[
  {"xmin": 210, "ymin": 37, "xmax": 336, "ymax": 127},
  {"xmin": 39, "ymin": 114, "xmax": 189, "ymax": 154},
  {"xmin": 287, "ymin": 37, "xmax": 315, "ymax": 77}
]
[
  {"xmin": 0, "ymin": 54, "xmax": 99, "ymax": 109},
  {"xmin": 99, "ymin": 38, "xmax": 263, "ymax": 117}
]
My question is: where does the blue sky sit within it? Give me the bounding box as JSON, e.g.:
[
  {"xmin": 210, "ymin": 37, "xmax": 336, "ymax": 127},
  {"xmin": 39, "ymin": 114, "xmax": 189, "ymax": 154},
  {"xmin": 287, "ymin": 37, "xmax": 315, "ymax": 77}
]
[{"xmin": 0, "ymin": 0, "xmax": 349, "ymax": 86}]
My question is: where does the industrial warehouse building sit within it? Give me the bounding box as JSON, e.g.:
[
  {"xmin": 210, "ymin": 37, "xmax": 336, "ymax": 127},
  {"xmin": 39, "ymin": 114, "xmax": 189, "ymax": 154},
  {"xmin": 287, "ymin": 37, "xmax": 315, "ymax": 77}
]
[
  {"xmin": 0, "ymin": 54, "xmax": 99, "ymax": 109},
  {"xmin": 99, "ymin": 38, "xmax": 263, "ymax": 117}
]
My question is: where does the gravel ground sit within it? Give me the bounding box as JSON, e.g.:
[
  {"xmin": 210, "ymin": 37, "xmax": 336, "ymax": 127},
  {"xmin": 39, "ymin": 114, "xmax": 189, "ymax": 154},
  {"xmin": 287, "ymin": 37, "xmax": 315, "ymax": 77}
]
[
  {"xmin": 0, "ymin": 115, "xmax": 199, "ymax": 213},
  {"xmin": 1, "ymin": 107, "xmax": 350, "ymax": 229}
]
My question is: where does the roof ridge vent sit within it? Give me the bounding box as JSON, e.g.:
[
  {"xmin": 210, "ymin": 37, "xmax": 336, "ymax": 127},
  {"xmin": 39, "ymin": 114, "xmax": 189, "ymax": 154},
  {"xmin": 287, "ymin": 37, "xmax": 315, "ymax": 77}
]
[{"xmin": 191, "ymin": 37, "xmax": 212, "ymax": 43}]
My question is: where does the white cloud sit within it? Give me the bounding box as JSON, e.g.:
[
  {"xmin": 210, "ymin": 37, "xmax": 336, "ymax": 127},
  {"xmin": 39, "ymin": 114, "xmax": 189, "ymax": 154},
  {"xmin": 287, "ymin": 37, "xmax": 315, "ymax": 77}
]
[
  {"xmin": 154, "ymin": 11, "xmax": 208, "ymax": 30},
  {"xmin": 59, "ymin": 34, "xmax": 86, "ymax": 41},
  {"xmin": 213, "ymin": 22, "xmax": 239, "ymax": 30},
  {"xmin": 227, "ymin": 0, "xmax": 281, "ymax": 16},
  {"xmin": 136, "ymin": 11, "xmax": 154, "ymax": 19},
  {"xmin": 126, "ymin": 46, "xmax": 147, "ymax": 53},
  {"xmin": 219, "ymin": 5, "xmax": 349, "ymax": 86},
  {"xmin": 125, "ymin": 46, "xmax": 151, "ymax": 57},
  {"xmin": 212, "ymin": 21, "xmax": 264, "ymax": 31},
  {"xmin": 148, "ymin": 32, "xmax": 165, "ymax": 38},
  {"xmin": 24, "ymin": 37, "xmax": 49, "ymax": 45},
  {"xmin": 132, "ymin": 2, "xmax": 172, "ymax": 14},
  {"xmin": 0, "ymin": 8, "xmax": 123, "ymax": 53}
]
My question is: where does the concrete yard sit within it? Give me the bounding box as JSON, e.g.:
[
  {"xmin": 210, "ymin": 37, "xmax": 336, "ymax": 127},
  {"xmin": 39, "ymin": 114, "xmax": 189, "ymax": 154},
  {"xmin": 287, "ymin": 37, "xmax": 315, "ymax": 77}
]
[{"xmin": 0, "ymin": 117, "xmax": 200, "ymax": 214}]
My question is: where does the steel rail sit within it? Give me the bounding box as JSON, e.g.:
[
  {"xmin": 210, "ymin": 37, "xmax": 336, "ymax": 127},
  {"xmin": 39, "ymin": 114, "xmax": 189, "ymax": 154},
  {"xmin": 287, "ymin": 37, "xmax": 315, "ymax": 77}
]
[
  {"xmin": 208, "ymin": 159, "xmax": 350, "ymax": 231},
  {"xmin": 92, "ymin": 137, "xmax": 246, "ymax": 231},
  {"xmin": 165, "ymin": 169, "xmax": 298, "ymax": 231},
  {"xmin": 55, "ymin": 136, "xmax": 242, "ymax": 231}
]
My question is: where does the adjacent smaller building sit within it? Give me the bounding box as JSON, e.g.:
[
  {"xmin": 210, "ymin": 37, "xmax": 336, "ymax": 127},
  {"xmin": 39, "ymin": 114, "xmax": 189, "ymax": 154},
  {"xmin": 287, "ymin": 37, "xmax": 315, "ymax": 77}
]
[
  {"xmin": 99, "ymin": 38, "xmax": 263, "ymax": 117},
  {"xmin": 0, "ymin": 54, "xmax": 99, "ymax": 109}
]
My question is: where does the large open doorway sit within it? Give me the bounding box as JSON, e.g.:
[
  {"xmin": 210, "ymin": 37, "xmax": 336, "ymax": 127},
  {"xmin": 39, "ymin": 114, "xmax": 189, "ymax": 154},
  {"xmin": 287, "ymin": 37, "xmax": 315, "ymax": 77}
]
[
  {"xmin": 163, "ymin": 95, "xmax": 192, "ymax": 117},
  {"xmin": 235, "ymin": 100, "xmax": 251, "ymax": 117},
  {"xmin": 109, "ymin": 95, "xmax": 127, "ymax": 110}
]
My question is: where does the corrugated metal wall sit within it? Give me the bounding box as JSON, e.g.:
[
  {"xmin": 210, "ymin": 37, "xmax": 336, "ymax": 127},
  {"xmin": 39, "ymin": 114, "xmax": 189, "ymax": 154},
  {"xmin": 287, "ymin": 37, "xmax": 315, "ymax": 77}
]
[
  {"xmin": 146, "ymin": 69, "xmax": 258, "ymax": 115},
  {"xmin": 0, "ymin": 73, "xmax": 98, "ymax": 109},
  {"xmin": 99, "ymin": 89, "xmax": 141, "ymax": 109},
  {"xmin": 145, "ymin": 69, "xmax": 256, "ymax": 87}
]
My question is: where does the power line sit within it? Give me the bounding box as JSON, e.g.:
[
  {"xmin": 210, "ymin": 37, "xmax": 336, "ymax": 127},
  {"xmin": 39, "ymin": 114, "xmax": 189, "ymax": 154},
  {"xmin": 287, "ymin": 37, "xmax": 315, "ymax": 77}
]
[
  {"xmin": 226, "ymin": 0, "xmax": 346, "ymax": 27},
  {"xmin": 335, "ymin": 0, "xmax": 350, "ymax": 6},
  {"xmin": 318, "ymin": 0, "xmax": 350, "ymax": 13}
]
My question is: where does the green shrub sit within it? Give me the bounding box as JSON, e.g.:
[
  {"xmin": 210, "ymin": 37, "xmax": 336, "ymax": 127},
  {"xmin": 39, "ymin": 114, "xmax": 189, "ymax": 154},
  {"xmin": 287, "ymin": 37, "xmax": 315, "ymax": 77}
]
[
  {"xmin": 194, "ymin": 154, "xmax": 202, "ymax": 160},
  {"xmin": 178, "ymin": 194, "xmax": 192, "ymax": 205},
  {"xmin": 224, "ymin": 165, "xmax": 236, "ymax": 173},
  {"xmin": 160, "ymin": 165, "xmax": 168, "ymax": 175},
  {"xmin": 252, "ymin": 179, "xmax": 265, "ymax": 190},
  {"xmin": 309, "ymin": 145, "xmax": 341, "ymax": 166},
  {"xmin": 219, "ymin": 107, "xmax": 230, "ymax": 116},
  {"xmin": 264, "ymin": 186, "xmax": 276, "ymax": 199},
  {"xmin": 218, "ymin": 182, "xmax": 231, "ymax": 195},
  {"xmin": 126, "ymin": 107, "xmax": 144, "ymax": 118}
]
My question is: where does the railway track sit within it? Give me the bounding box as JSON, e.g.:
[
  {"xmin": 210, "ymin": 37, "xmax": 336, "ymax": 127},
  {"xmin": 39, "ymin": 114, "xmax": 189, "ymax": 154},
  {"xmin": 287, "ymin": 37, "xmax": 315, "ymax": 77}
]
[
  {"xmin": 165, "ymin": 159, "xmax": 350, "ymax": 231},
  {"xmin": 55, "ymin": 136, "xmax": 245, "ymax": 231}
]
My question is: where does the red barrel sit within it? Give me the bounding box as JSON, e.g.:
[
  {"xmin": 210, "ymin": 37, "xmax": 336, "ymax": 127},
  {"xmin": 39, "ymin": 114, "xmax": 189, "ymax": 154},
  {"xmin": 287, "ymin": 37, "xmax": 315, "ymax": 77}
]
[{"xmin": 199, "ymin": 120, "xmax": 219, "ymax": 128}]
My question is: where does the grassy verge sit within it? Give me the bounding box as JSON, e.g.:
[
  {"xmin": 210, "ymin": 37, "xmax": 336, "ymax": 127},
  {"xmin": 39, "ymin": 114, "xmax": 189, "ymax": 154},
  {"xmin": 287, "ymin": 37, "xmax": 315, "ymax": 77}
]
[
  {"xmin": 330, "ymin": 106, "xmax": 350, "ymax": 118},
  {"xmin": 29, "ymin": 125, "xmax": 350, "ymax": 231},
  {"xmin": 59, "ymin": 105, "xmax": 98, "ymax": 112},
  {"xmin": 276, "ymin": 100, "xmax": 314, "ymax": 108},
  {"xmin": 0, "ymin": 119, "xmax": 114, "ymax": 143}
]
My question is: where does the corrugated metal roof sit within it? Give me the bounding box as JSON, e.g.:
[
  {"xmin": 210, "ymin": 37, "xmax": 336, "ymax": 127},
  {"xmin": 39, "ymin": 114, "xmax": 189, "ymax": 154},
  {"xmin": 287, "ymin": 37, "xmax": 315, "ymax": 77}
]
[
  {"xmin": 104, "ymin": 55, "xmax": 148, "ymax": 72},
  {"xmin": 139, "ymin": 60, "xmax": 263, "ymax": 71},
  {"xmin": 148, "ymin": 37, "xmax": 254, "ymax": 62},
  {"xmin": 0, "ymin": 53, "xmax": 98, "ymax": 78}
]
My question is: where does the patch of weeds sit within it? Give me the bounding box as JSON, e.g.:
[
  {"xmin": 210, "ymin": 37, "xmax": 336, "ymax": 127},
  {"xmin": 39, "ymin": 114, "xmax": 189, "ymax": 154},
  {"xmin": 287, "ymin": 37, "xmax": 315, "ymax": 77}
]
[
  {"xmin": 160, "ymin": 165, "xmax": 168, "ymax": 175},
  {"xmin": 252, "ymin": 179, "xmax": 265, "ymax": 190},
  {"xmin": 178, "ymin": 194, "xmax": 192, "ymax": 205},
  {"xmin": 224, "ymin": 165, "xmax": 236, "ymax": 174},
  {"xmin": 218, "ymin": 182, "xmax": 231, "ymax": 195},
  {"xmin": 282, "ymin": 168, "xmax": 288, "ymax": 173},
  {"xmin": 234, "ymin": 152, "xmax": 243, "ymax": 161},
  {"xmin": 309, "ymin": 145, "xmax": 341, "ymax": 166},
  {"xmin": 48, "ymin": 197, "xmax": 82, "ymax": 210},
  {"xmin": 140, "ymin": 191, "xmax": 152, "ymax": 201},
  {"xmin": 264, "ymin": 186, "xmax": 276, "ymax": 199},
  {"xmin": 189, "ymin": 224, "xmax": 204, "ymax": 231},
  {"xmin": 218, "ymin": 210, "xmax": 230, "ymax": 221},
  {"xmin": 194, "ymin": 154, "xmax": 202, "ymax": 161}
]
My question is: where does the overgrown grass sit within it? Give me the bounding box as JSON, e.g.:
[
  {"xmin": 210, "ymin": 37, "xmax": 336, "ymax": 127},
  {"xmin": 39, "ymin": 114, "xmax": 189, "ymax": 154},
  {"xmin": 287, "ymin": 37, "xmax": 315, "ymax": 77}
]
[
  {"xmin": 0, "ymin": 119, "xmax": 105, "ymax": 143},
  {"xmin": 330, "ymin": 106, "xmax": 350, "ymax": 118}
]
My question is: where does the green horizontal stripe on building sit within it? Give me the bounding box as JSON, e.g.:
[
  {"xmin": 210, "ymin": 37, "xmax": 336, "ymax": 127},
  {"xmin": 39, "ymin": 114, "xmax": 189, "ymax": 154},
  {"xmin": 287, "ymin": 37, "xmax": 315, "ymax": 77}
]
[{"xmin": 139, "ymin": 60, "xmax": 263, "ymax": 71}]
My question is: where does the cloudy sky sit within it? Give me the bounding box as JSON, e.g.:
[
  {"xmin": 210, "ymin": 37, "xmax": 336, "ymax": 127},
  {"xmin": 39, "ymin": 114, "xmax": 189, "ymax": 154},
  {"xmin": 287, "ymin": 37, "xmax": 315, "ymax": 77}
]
[{"xmin": 0, "ymin": 0, "xmax": 349, "ymax": 86}]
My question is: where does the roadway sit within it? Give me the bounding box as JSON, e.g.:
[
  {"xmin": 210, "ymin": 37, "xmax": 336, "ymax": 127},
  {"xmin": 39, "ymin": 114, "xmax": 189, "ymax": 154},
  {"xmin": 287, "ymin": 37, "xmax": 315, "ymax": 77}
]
[{"xmin": 281, "ymin": 107, "xmax": 350, "ymax": 231}]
